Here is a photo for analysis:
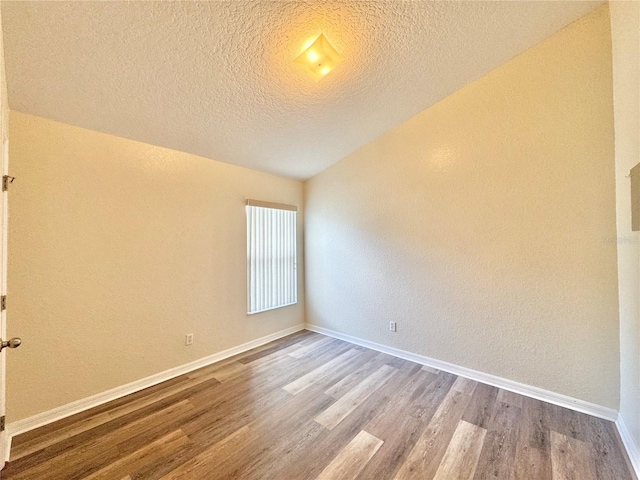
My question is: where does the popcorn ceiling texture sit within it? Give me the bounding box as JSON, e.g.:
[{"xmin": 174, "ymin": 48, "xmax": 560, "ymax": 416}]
[{"xmin": 2, "ymin": 0, "xmax": 601, "ymax": 180}]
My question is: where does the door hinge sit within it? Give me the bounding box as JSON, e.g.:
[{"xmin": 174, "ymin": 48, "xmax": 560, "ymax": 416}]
[
  {"xmin": 0, "ymin": 296, "xmax": 5, "ymax": 311},
  {"xmin": 2, "ymin": 175, "xmax": 14, "ymax": 192},
  {"xmin": 0, "ymin": 416, "xmax": 5, "ymax": 432}
]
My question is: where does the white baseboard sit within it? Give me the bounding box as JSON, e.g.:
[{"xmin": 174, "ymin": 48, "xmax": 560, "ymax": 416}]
[
  {"xmin": 616, "ymin": 413, "xmax": 640, "ymax": 479},
  {"xmin": 6, "ymin": 324, "xmax": 305, "ymax": 446},
  {"xmin": 306, "ymin": 324, "xmax": 618, "ymax": 422},
  {"xmin": 4, "ymin": 436, "xmax": 11, "ymax": 464}
]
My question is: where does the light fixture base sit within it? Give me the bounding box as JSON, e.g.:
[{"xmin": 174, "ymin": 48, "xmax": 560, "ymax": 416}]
[{"xmin": 294, "ymin": 34, "xmax": 343, "ymax": 82}]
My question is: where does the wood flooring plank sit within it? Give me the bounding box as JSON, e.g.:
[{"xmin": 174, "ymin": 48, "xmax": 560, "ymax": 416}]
[
  {"xmin": 613, "ymin": 424, "xmax": 640, "ymax": 480},
  {"xmin": 408, "ymin": 371, "xmax": 457, "ymax": 422},
  {"xmin": 187, "ymin": 360, "xmax": 246, "ymax": 382},
  {"xmin": 462, "ymin": 383, "xmax": 499, "ymax": 430},
  {"xmin": 356, "ymin": 413, "xmax": 425, "ymax": 480},
  {"xmin": 185, "ymin": 341, "xmax": 351, "ymax": 414},
  {"xmin": 513, "ymin": 396, "xmax": 552, "ymax": 480},
  {"xmin": 182, "ymin": 343, "xmax": 356, "ymax": 443},
  {"xmin": 452, "ymin": 376, "xmax": 478, "ymax": 396},
  {"xmin": 238, "ymin": 421, "xmax": 328, "ymax": 479},
  {"xmin": 185, "ymin": 344, "xmax": 370, "ymax": 480},
  {"xmin": 181, "ymin": 380, "xmax": 292, "ymax": 442},
  {"xmin": 237, "ymin": 421, "xmax": 327, "ymax": 480},
  {"xmin": 281, "ymin": 362, "xmax": 421, "ymax": 480},
  {"xmin": 366, "ymin": 368, "xmax": 437, "ymax": 440},
  {"xmin": 513, "ymin": 444, "xmax": 551, "ymax": 480},
  {"xmin": 421, "ymin": 365, "xmax": 440, "ymax": 374},
  {"xmin": 244, "ymin": 338, "xmax": 352, "ymax": 374},
  {"xmin": 10, "ymin": 376, "xmax": 189, "ymax": 449},
  {"xmin": 82, "ymin": 429, "xmax": 191, "ymax": 480},
  {"xmin": 214, "ymin": 382, "xmax": 340, "ymax": 479},
  {"xmin": 241, "ymin": 336, "xmax": 332, "ymax": 366},
  {"xmin": 394, "ymin": 388, "xmax": 474, "ymax": 479},
  {"xmin": 160, "ymin": 426, "xmax": 258, "ymax": 480},
  {"xmin": 235, "ymin": 331, "xmax": 317, "ymax": 364},
  {"xmin": 385, "ymin": 355, "xmax": 416, "ymax": 370},
  {"xmin": 283, "ymin": 348, "xmax": 362, "ymax": 395},
  {"xmin": 10, "ymin": 374, "xmax": 219, "ymax": 462},
  {"xmin": 315, "ymin": 364, "xmax": 397, "ymax": 430},
  {"xmin": 198, "ymin": 344, "xmax": 375, "ymax": 480},
  {"xmin": 297, "ymin": 332, "xmax": 326, "ymax": 345},
  {"xmin": 193, "ymin": 339, "xmax": 356, "ymax": 406},
  {"xmin": 546, "ymin": 403, "xmax": 583, "ymax": 441},
  {"xmin": 315, "ymin": 430, "xmax": 384, "ymax": 480},
  {"xmin": 577, "ymin": 415, "xmax": 635, "ymax": 480},
  {"xmin": 289, "ymin": 336, "xmax": 335, "ymax": 359},
  {"xmin": 127, "ymin": 385, "xmax": 293, "ymax": 480},
  {"xmin": 433, "ymin": 420, "xmax": 487, "ymax": 480},
  {"xmin": 10, "ymin": 411, "xmax": 113, "ymax": 462},
  {"xmin": 496, "ymin": 389, "xmax": 524, "ymax": 409},
  {"xmin": 7, "ymin": 400, "xmax": 197, "ymax": 480},
  {"xmin": 324, "ymin": 354, "xmax": 389, "ymax": 399},
  {"xmin": 550, "ymin": 430, "xmax": 597, "ymax": 480},
  {"xmin": 544, "ymin": 402, "xmax": 625, "ymax": 479},
  {"xmin": 472, "ymin": 400, "xmax": 521, "ymax": 479},
  {"xmin": 206, "ymin": 360, "xmax": 247, "ymax": 382},
  {"xmin": 4, "ymin": 332, "xmax": 635, "ymax": 480},
  {"xmin": 522, "ymin": 397, "xmax": 552, "ymax": 452},
  {"xmin": 11, "ymin": 376, "xmax": 221, "ymax": 475}
]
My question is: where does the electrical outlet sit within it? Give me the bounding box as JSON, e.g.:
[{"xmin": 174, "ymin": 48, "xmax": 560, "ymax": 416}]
[
  {"xmin": 389, "ymin": 321, "xmax": 397, "ymax": 332},
  {"xmin": 185, "ymin": 333, "xmax": 194, "ymax": 346}
]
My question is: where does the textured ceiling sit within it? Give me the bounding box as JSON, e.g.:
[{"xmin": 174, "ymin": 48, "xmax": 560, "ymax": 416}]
[{"xmin": 2, "ymin": 1, "xmax": 602, "ymax": 180}]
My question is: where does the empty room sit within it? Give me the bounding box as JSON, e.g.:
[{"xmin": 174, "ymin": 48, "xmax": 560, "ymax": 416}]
[{"xmin": 0, "ymin": 0, "xmax": 637, "ymax": 479}]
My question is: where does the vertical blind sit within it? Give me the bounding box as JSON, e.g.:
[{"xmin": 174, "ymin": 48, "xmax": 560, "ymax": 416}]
[{"xmin": 246, "ymin": 200, "xmax": 297, "ymax": 314}]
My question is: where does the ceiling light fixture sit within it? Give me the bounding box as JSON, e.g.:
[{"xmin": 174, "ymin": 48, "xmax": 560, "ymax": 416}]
[{"xmin": 294, "ymin": 34, "xmax": 343, "ymax": 82}]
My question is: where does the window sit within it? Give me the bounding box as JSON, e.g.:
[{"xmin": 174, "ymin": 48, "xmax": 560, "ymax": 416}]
[{"xmin": 246, "ymin": 200, "xmax": 297, "ymax": 314}]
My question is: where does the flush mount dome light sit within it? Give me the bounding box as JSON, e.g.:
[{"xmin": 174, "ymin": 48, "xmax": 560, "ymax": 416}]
[{"xmin": 294, "ymin": 34, "xmax": 343, "ymax": 82}]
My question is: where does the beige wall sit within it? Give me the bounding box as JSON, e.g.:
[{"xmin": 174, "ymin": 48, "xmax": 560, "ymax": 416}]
[
  {"xmin": 6, "ymin": 111, "xmax": 304, "ymax": 421},
  {"xmin": 305, "ymin": 6, "xmax": 620, "ymax": 408},
  {"xmin": 610, "ymin": 0, "xmax": 640, "ymax": 457}
]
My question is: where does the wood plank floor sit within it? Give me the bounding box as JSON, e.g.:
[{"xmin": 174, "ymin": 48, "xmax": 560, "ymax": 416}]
[{"xmin": 3, "ymin": 331, "xmax": 636, "ymax": 480}]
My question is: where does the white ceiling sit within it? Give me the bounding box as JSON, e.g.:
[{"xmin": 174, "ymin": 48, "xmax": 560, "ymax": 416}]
[{"xmin": 2, "ymin": 1, "xmax": 602, "ymax": 180}]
